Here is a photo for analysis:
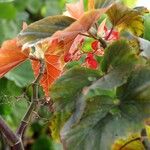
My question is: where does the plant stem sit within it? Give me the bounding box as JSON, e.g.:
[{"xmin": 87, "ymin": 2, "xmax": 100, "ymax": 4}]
[
  {"xmin": 105, "ymin": 27, "xmax": 113, "ymax": 40},
  {"xmin": 0, "ymin": 60, "xmax": 45, "ymax": 150},
  {"xmin": 79, "ymin": 31, "xmax": 107, "ymax": 49},
  {"xmin": 17, "ymin": 59, "xmax": 45, "ymax": 138},
  {"xmin": 79, "ymin": 33, "xmax": 91, "ymax": 38},
  {"xmin": 88, "ymin": 31, "xmax": 107, "ymax": 49},
  {"xmin": 0, "ymin": 132, "xmax": 8, "ymax": 150},
  {"xmin": 0, "ymin": 116, "xmax": 24, "ymax": 150},
  {"xmin": 98, "ymin": 37, "xmax": 107, "ymax": 49}
]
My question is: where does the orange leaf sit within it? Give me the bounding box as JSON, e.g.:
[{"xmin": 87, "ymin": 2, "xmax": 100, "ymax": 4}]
[
  {"xmin": 88, "ymin": 0, "xmax": 95, "ymax": 10},
  {"xmin": 32, "ymin": 9, "xmax": 107, "ymax": 96},
  {"xmin": 32, "ymin": 40, "xmax": 63, "ymax": 97},
  {"xmin": 0, "ymin": 39, "xmax": 28, "ymax": 77},
  {"xmin": 66, "ymin": 0, "xmax": 84, "ymax": 19}
]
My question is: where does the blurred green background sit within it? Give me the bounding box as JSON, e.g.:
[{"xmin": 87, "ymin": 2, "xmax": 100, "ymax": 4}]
[
  {"xmin": 0, "ymin": 0, "xmax": 138, "ymax": 149},
  {"xmin": 0, "ymin": 0, "xmax": 68, "ymax": 43}
]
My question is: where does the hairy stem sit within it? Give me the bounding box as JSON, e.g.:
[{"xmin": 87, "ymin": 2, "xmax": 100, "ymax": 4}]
[
  {"xmin": 17, "ymin": 60, "xmax": 45, "ymax": 138},
  {"xmin": 0, "ymin": 116, "xmax": 24, "ymax": 150}
]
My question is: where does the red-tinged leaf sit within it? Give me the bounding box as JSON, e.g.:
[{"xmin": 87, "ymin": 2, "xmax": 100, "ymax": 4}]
[
  {"xmin": 95, "ymin": 48, "xmax": 104, "ymax": 56},
  {"xmin": 69, "ymin": 35, "xmax": 84, "ymax": 53},
  {"xmin": 52, "ymin": 9, "xmax": 107, "ymax": 54},
  {"xmin": 64, "ymin": 53, "xmax": 72, "ymax": 62},
  {"xmin": 0, "ymin": 39, "xmax": 28, "ymax": 78},
  {"xmin": 66, "ymin": 0, "xmax": 84, "ymax": 19},
  {"xmin": 85, "ymin": 53, "xmax": 98, "ymax": 69},
  {"xmin": 88, "ymin": 59, "xmax": 98, "ymax": 69},
  {"xmin": 98, "ymin": 18, "xmax": 107, "ymax": 37},
  {"xmin": 32, "ymin": 40, "xmax": 63, "ymax": 97},
  {"xmin": 63, "ymin": 35, "xmax": 84, "ymax": 62},
  {"xmin": 91, "ymin": 40, "xmax": 99, "ymax": 51},
  {"xmin": 98, "ymin": 20, "xmax": 119, "ymax": 41},
  {"xmin": 110, "ymin": 30, "xmax": 119, "ymax": 40},
  {"xmin": 105, "ymin": 28, "xmax": 119, "ymax": 41}
]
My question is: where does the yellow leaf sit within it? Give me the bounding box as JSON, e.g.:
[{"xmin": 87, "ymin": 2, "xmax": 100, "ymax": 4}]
[
  {"xmin": 106, "ymin": 3, "xmax": 147, "ymax": 36},
  {"xmin": 145, "ymin": 119, "xmax": 150, "ymax": 141},
  {"xmin": 112, "ymin": 134, "xmax": 145, "ymax": 150},
  {"xmin": 50, "ymin": 112, "xmax": 71, "ymax": 142}
]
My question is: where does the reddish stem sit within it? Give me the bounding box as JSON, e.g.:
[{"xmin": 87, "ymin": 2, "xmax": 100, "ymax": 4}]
[{"xmin": 105, "ymin": 27, "xmax": 114, "ymax": 40}]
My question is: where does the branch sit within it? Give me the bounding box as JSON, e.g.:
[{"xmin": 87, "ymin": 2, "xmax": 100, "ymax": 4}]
[
  {"xmin": 16, "ymin": 59, "xmax": 45, "ymax": 138},
  {"xmin": 98, "ymin": 37, "xmax": 107, "ymax": 49},
  {"xmin": 0, "ymin": 116, "xmax": 24, "ymax": 150},
  {"xmin": 88, "ymin": 31, "xmax": 107, "ymax": 49},
  {"xmin": 105, "ymin": 27, "xmax": 114, "ymax": 40}
]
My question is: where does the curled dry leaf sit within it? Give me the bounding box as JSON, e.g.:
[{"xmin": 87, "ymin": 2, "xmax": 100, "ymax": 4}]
[{"xmin": 0, "ymin": 39, "xmax": 28, "ymax": 78}]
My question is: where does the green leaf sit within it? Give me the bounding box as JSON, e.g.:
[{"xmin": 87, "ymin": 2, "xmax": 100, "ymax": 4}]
[
  {"xmin": 51, "ymin": 67, "xmax": 101, "ymax": 111},
  {"xmin": 0, "ymin": 0, "xmax": 14, "ymax": 2},
  {"xmin": 60, "ymin": 93, "xmax": 148, "ymax": 150},
  {"xmin": 18, "ymin": 15, "xmax": 75, "ymax": 46},
  {"xmin": 106, "ymin": 3, "xmax": 145, "ymax": 36},
  {"xmin": 117, "ymin": 66, "xmax": 150, "ymax": 102},
  {"xmin": 87, "ymin": 68, "xmax": 130, "ymax": 92},
  {"xmin": 144, "ymin": 14, "xmax": 150, "ymax": 41},
  {"xmin": 138, "ymin": 37, "xmax": 150, "ymax": 59},
  {"xmin": 0, "ymin": 78, "xmax": 28, "ymax": 128},
  {"xmin": 122, "ymin": 0, "xmax": 137, "ymax": 7},
  {"xmin": 50, "ymin": 66, "xmax": 134, "ymax": 146},
  {"xmin": 5, "ymin": 60, "xmax": 34, "ymax": 87},
  {"xmin": 50, "ymin": 63, "xmax": 150, "ymax": 150},
  {"xmin": 101, "ymin": 40, "xmax": 139, "ymax": 73},
  {"xmin": 120, "ymin": 31, "xmax": 150, "ymax": 59},
  {"xmin": 58, "ymin": 66, "xmax": 150, "ymax": 150},
  {"xmin": 0, "ymin": 78, "xmax": 22, "ymax": 116},
  {"xmin": 65, "ymin": 61, "xmax": 81, "ymax": 69},
  {"xmin": 50, "ymin": 67, "xmax": 101, "ymax": 141},
  {"xmin": 82, "ymin": 38, "xmax": 95, "ymax": 53},
  {"xmin": 95, "ymin": 0, "xmax": 116, "ymax": 9},
  {"xmin": 32, "ymin": 135, "xmax": 53, "ymax": 150},
  {"xmin": 9, "ymin": 97, "xmax": 28, "ymax": 127},
  {"xmin": 0, "ymin": 3, "xmax": 16, "ymax": 19}
]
